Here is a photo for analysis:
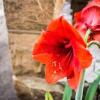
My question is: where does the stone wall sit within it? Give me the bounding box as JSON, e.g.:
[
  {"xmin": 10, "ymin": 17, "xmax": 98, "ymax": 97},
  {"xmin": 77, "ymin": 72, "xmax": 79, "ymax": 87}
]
[
  {"xmin": 4, "ymin": 1, "xmax": 56, "ymax": 99},
  {"xmin": 4, "ymin": 0, "xmax": 54, "ymax": 76}
]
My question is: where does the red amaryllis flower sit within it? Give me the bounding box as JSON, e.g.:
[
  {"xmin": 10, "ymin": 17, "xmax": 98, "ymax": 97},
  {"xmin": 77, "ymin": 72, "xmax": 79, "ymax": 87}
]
[
  {"xmin": 32, "ymin": 16, "xmax": 92, "ymax": 90},
  {"xmin": 74, "ymin": 0, "xmax": 100, "ymax": 41}
]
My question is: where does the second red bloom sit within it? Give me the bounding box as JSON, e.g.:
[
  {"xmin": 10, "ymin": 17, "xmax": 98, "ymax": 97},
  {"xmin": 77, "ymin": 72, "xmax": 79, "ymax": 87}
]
[{"xmin": 74, "ymin": 0, "xmax": 100, "ymax": 42}]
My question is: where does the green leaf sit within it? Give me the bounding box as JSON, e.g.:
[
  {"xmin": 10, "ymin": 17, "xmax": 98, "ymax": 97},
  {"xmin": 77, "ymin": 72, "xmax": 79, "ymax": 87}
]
[
  {"xmin": 62, "ymin": 82, "xmax": 72, "ymax": 100},
  {"xmin": 45, "ymin": 91, "xmax": 54, "ymax": 100},
  {"xmin": 85, "ymin": 76, "xmax": 100, "ymax": 100}
]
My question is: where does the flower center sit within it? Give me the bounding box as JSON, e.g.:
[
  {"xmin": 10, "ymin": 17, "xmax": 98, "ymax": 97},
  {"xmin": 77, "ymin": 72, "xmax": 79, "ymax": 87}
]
[
  {"xmin": 63, "ymin": 39, "xmax": 71, "ymax": 49},
  {"xmin": 57, "ymin": 38, "xmax": 73, "ymax": 56}
]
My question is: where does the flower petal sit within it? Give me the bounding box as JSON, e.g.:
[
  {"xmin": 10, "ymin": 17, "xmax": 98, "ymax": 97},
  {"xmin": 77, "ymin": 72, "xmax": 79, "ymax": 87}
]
[
  {"xmin": 45, "ymin": 61, "xmax": 67, "ymax": 83},
  {"xmin": 93, "ymin": 32, "xmax": 100, "ymax": 41},
  {"xmin": 47, "ymin": 16, "xmax": 63, "ymax": 32},
  {"xmin": 74, "ymin": 12, "xmax": 81, "ymax": 23},
  {"xmin": 32, "ymin": 31, "xmax": 62, "ymax": 63},
  {"xmin": 45, "ymin": 52, "xmax": 74, "ymax": 83},
  {"xmin": 74, "ymin": 43, "xmax": 92, "ymax": 68},
  {"xmin": 82, "ymin": 6, "xmax": 100, "ymax": 28},
  {"xmin": 68, "ymin": 55, "xmax": 82, "ymax": 90},
  {"xmin": 62, "ymin": 17, "xmax": 86, "ymax": 47},
  {"xmin": 33, "ymin": 53, "xmax": 51, "ymax": 64},
  {"xmin": 68, "ymin": 69, "xmax": 82, "ymax": 90}
]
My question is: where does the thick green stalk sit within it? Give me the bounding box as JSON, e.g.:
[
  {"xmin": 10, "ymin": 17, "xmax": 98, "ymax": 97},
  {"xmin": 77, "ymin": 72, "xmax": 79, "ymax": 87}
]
[
  {"xmin": 75, "ymin": 70, "xmax": 85, "ymax": 100},
  {"xmin": 75, "ymin": 29, "xmax": 91, "ymax": 100}
]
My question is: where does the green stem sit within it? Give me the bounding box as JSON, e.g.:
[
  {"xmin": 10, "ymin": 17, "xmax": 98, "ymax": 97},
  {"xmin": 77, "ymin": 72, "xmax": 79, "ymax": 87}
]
[
  {"xmin": 84, "ymin": 29, "xmax": 91, "ymax": 43},
  {"xmin": 75, "ymin": 70, "xmax": 85, "ymax": 100},
  {"xmin": 88, "ymin": 41, "xmax": 100, "ymax": 48},
  {"xmin": 75, "ymin": 29, "xmax": 92, "ymax": 100},
  {"xmin": 45, "ymin": 91, "xmax": 54, "ymax": 100}
]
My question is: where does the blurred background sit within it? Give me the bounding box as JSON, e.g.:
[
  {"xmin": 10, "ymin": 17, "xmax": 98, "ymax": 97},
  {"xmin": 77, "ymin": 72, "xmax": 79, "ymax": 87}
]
[{"xmin": 3, "ymin": 0, "xmax": 90, "ymax": 100}]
